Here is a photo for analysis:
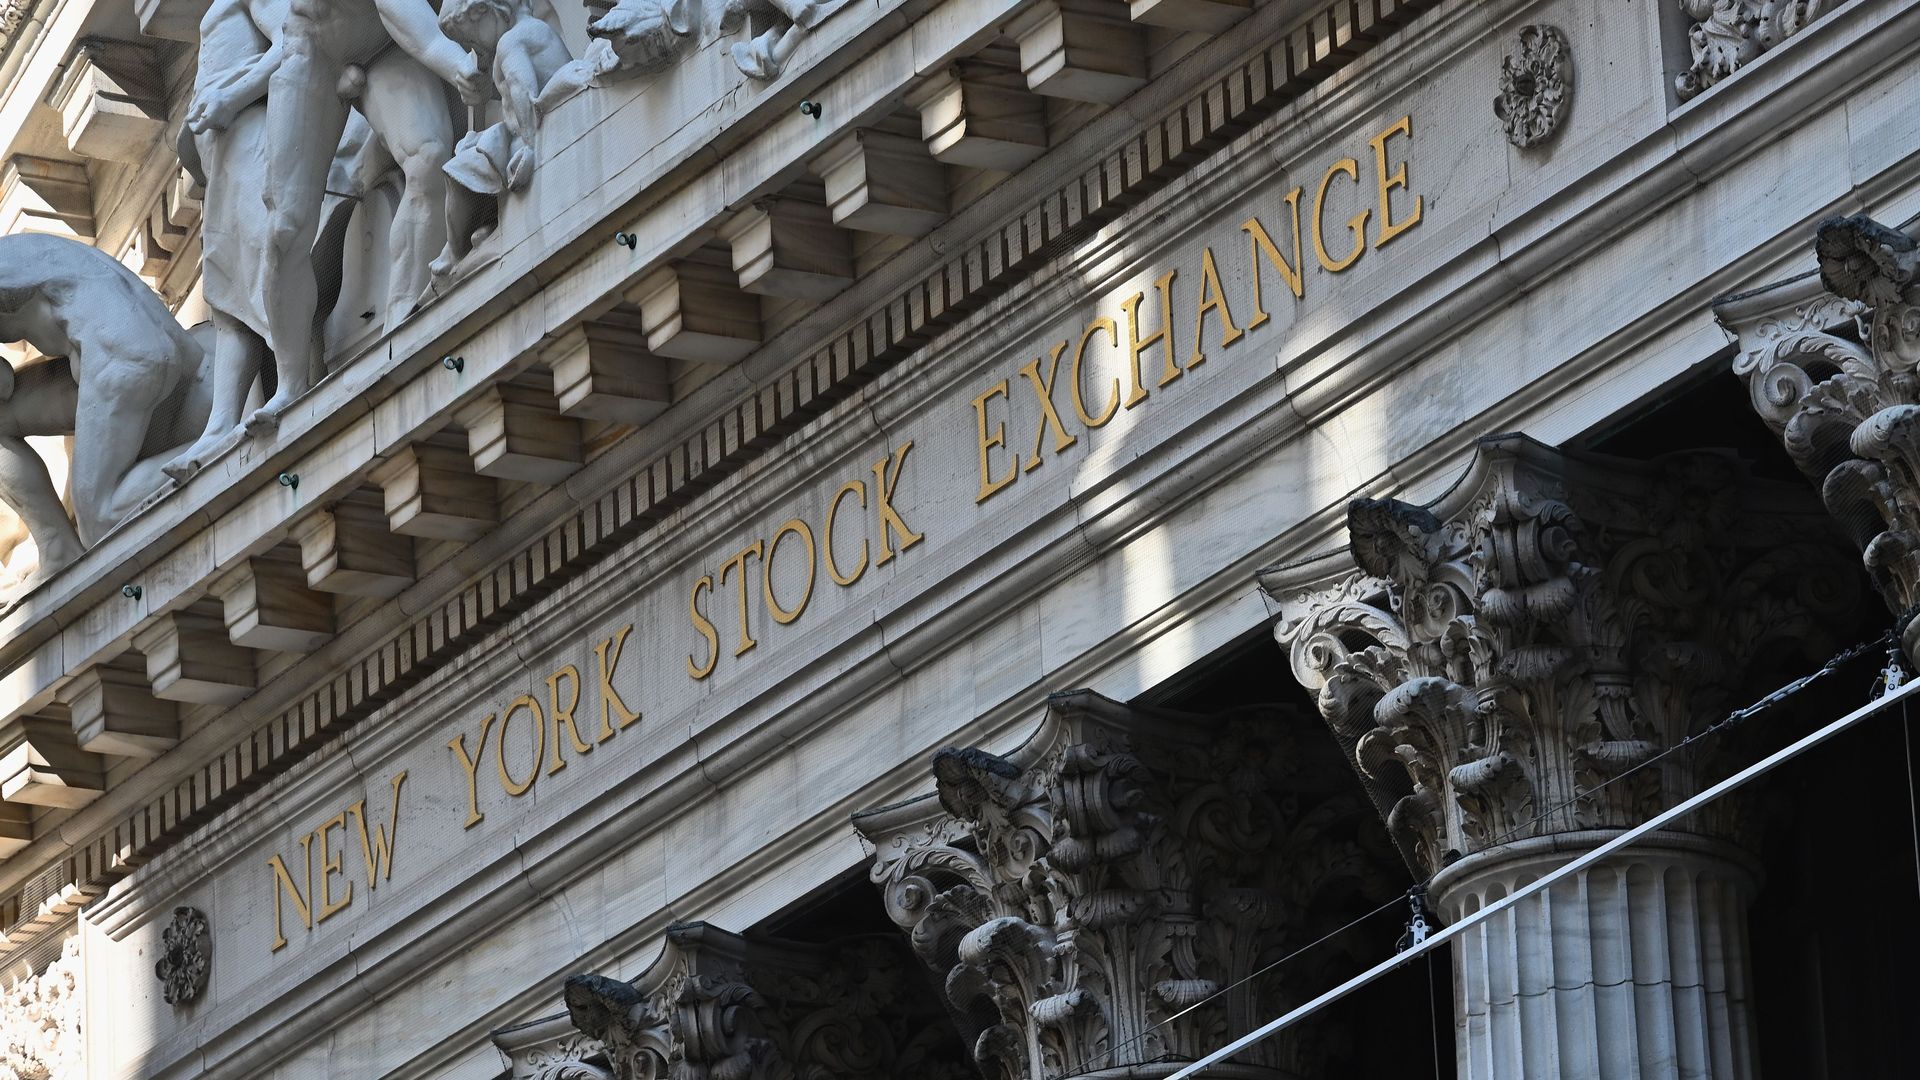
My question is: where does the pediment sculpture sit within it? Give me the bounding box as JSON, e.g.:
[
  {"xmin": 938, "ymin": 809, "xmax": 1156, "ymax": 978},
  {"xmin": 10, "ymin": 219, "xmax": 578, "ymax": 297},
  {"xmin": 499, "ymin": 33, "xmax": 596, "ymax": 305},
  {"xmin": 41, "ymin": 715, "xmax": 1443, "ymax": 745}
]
[{"xmin": 0, "ymin": 234, "xmax": 217, "ymax": 597}]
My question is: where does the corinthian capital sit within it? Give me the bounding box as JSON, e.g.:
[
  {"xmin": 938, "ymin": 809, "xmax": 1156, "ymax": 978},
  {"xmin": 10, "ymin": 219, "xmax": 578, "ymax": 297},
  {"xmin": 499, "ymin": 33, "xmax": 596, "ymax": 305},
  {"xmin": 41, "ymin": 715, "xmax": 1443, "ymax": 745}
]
[
  {"xmin": 853, "ymin": 691, "xmax": 1388, "ymax": 1080},
  {"xmin": 1723, "ymin": 215, "xmax": 1920, "ymax": 660},
  {"xmin": 1261, "ymin": 435, "xmax": 1855, "ymax": 878},
  {"xmin": 563, "ymin": 922, "xmax": 967, "ymax": 1080}
]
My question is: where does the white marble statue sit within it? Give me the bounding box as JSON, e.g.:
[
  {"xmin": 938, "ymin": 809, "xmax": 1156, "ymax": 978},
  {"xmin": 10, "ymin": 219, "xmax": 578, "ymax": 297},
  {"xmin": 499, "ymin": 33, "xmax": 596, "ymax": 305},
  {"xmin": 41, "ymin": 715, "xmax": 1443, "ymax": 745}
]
[
  {"xmin": 432, "ymin": 0, "xmax": 575, "ymax": 282},
  {"xmin": 721, "ymin": 0, "xmax": 846, "ymax": 80},
  {"xmin": 164, "ymin": 0, "xmax": 395, "ymax": 479},
  {"xmin": 555, "ymin": 0, "xmax": 695, "ymax": 88},
  {"xmin": 252, "ymin": 0, "xmax": 484, "ymax": 431},
  {"xmin": 0, "ymin": 235, "xmax": 213, "ymax": 579}
]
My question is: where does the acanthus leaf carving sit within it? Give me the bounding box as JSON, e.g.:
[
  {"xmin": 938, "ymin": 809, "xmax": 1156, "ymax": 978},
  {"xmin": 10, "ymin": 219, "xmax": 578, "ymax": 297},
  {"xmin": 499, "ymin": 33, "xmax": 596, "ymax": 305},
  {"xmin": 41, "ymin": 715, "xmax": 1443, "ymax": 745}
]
[
  {"xmin": 854, "ymin": 691, "xmax": 1392, "ymax": 1080},
  {"xmin": 1264, "ymin": 435, "xmax": 1859, "ymax": 878},
  {"xmin": 1675, "ymin": 1, "xmax": 1833, "ymax": 101},
  {"xmin": 564, "ymin": 923, "xmax": 968, "ymax": 1080},
  {"xmin": 1725, "ymin": 215, "xmax": 1920, "ymax": 662}
]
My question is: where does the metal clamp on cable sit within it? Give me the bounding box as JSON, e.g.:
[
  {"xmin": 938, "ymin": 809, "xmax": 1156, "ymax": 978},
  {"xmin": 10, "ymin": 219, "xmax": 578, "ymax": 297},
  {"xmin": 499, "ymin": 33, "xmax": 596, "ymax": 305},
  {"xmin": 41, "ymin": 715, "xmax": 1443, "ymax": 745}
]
[{"xmin": 1396, "ymin": 886, "xmax": 1431, "ymax": 954}]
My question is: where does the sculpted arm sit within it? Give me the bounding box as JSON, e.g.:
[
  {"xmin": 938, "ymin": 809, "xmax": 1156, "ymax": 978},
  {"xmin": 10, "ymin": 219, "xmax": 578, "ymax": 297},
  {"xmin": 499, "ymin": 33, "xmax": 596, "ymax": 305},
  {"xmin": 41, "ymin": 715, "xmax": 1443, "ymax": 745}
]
[{"xmin": 374, "ymin": 0, "xmax": 488, "ymax": 102}]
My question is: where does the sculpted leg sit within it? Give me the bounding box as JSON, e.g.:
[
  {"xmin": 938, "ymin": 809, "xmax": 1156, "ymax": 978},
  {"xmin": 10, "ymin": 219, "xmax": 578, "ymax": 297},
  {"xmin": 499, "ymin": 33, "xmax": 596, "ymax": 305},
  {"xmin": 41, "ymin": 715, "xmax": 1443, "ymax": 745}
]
[
  {"xmin": 72, "ymin": 364, "xmax": 170, "ymax": 543},
  {"xmin": 360, "ymin": 54, "xmax": 455, "ymax": 324},
  {"xmin": 163, "ymin": 313, "xmax": 266, "ymax": 480},
  {"xmin": 256, "ymin": 22, "xmax": 352, "ymax": 433},
  {"xmin": 0, "ymin": 361, "xmax": 81, "ymax": 572}
]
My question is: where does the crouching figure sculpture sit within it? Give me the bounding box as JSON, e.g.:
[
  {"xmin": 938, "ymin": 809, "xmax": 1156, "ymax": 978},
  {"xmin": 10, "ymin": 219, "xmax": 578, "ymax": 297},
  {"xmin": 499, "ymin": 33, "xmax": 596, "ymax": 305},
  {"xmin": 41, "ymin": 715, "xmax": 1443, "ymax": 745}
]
[{"xmin": 0, "ymin": 235, "xmax": 212, "ymax": 587}]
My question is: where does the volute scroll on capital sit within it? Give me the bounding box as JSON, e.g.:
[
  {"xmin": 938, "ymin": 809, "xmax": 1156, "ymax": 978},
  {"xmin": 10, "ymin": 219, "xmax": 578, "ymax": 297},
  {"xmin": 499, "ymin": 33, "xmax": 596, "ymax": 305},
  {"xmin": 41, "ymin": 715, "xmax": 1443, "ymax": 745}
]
[
  {"xmin": 1261, "ymin": 435, "xmax": 1861, "ymax": 879},
  {"xmin": 853, "ymin": 689, "xmax": 1393, "ymax": 1080},
  {"xmin": 563, "ymin": 920, "xmax": 971, "ymax": 1080},
  {"xmin": 1724, "ymin": 215, "xmax": 1920, "ymax": 663}
]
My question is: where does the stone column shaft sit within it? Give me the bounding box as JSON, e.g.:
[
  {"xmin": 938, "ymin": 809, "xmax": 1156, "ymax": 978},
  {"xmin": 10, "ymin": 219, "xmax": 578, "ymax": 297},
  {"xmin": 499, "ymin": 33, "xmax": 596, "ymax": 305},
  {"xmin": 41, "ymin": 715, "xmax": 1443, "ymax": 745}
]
[{"xmin": 1438, "ymin": 834, "xmax": 1756, "ymax": 1080}]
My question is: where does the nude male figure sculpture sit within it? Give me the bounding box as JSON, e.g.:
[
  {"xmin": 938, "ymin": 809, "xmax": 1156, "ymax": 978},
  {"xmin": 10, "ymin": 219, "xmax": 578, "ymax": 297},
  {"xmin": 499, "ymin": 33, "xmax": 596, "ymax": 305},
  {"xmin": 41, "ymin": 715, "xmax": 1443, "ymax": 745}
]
[
  {"xmin": 254, "ymin": 0, "xmax": 484, "ymax": 430},
  {"xmin": 0, "ymin": 235, "xmax": 213, "ymax": 577}
]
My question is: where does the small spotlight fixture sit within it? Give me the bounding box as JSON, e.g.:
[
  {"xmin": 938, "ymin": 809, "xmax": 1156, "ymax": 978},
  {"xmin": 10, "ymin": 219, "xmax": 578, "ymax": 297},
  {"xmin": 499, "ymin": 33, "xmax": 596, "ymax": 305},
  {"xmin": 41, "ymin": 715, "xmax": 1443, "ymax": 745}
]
[
  {"xmin": 278, "ymin": 472, "xmax": 299, "ymax": 490},
  {"xmin": 799, "ymin": 100, "xmax": 822, "ymax": 119},
  {"xmin": 442, "ymin": 355, "xmax": 465, "ymax": 373},
  {"xmin": 122, "ymin": 584, "xmax": 142, "ymax": 600},
  {"xmin": 614, "ymin": 231, "xmax": 638, "ymax": 250}
]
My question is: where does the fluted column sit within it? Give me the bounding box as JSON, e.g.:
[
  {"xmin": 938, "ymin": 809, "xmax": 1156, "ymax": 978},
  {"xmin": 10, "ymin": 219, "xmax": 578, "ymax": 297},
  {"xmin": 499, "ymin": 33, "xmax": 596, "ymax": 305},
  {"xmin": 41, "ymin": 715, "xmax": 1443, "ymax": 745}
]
[
  {"xmin": 1263, "ymin": 435, "xmax": 1852, "ymax": 1080},
  {"xmin": 1437, "ymin": 832, "xmax": 1758, "ymax": 1080}
]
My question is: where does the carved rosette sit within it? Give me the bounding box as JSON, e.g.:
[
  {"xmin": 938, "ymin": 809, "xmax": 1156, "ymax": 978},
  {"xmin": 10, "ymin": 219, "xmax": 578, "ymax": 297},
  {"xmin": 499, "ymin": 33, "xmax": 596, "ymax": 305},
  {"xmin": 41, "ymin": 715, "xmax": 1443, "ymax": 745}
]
[
  {"xmin": 564, "ymin": 923, "xmax": 970, "ymax": 1080},
  {"xmin": 154, "ymin": 906, "xmax": 211, "ymax": 1006},
  {"xmin": 853, "ymin": 691, "xmax": 1387, "ymax": 1080},
  {"xmin": 1261, "ymin": 436, "xmax": 1857, "ymax": 880},
  {"xmin": 1493, "ymin": 26, "xmax": 1570, "ymax": 149},
  {"xmin": 1675, "ymin": 1, "xmax": 1832, "ymax": 101},
  {"xmin": 1723, "ymin": 215, "xmax": 1920, "ymax": 662}
]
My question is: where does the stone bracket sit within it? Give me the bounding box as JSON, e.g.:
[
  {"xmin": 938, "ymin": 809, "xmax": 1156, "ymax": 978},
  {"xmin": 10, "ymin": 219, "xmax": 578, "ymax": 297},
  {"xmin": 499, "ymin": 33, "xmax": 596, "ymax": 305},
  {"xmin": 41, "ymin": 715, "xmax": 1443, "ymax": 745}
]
[
  {"xmin": 453, "ymin": 383, "xmax": 586, "ymax": 485},
  {"xmin": 0, "ymin": 156, "xmax": 95, "ymax": 241},
  {"xmin": 1005, "ymin": 0, "xmax": 1149, "ymax": 104},
  {"xmin": 49, "ymin": 39, "xmax": 169, "ymax": 164},
  {"xmin": 543, "ymin": 318, "xmax": 674, "ymax": 427},
  {"xmin": 131, "ymin": 604, "xmax": 258, "ymax": 705},
  {"xmin": 906, "ymin": 58, "xmax": 1050, "ymax": 171},
  {"xmin": 210, "ymin": 550, "xmax": 335, "ymax": 654},
  {"xmin": 0, "ymin": 715, "xmax": 107, "ymax": 812},
  {"xmin": 1128, "ymin": 0, "xmax": 1251, "ymax": 35},
  {"xmin": 814, "ymin": 130, "xmax": 949, "ymax": 237},
  {"xmin": 716, "ymin": 196, "xmax": 856, "ymax": 301},
  {"xmin": 57, "ymin": 657, "xmax": 180, "ymax": 759},
  {"xmin": 369, "ymin": 444, "xmax": 499, "ymax": 542},
  {"xmin": 630, "ymin": 261, "xmax": 763, "ymax": 363},
  {"xmin": 292, "ymin": 492, "xmax": 415, "ymax": 598}
]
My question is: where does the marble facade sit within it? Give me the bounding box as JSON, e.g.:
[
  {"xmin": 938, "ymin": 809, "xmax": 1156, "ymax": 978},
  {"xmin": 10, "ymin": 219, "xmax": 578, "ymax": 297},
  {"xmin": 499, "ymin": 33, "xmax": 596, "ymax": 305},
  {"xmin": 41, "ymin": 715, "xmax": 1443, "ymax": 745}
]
[{"xmin": 0, "ymin": 0, "xmax": 1911, "ymax": 1078}]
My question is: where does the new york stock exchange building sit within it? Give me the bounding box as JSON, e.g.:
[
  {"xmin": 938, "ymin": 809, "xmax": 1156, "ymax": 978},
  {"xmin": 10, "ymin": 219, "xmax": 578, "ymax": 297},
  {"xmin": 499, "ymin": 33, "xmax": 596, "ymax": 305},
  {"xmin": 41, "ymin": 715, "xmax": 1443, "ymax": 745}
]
[{"xmin": 2, "ymin": 0, "xmax": 1920, "ymax": 1076}]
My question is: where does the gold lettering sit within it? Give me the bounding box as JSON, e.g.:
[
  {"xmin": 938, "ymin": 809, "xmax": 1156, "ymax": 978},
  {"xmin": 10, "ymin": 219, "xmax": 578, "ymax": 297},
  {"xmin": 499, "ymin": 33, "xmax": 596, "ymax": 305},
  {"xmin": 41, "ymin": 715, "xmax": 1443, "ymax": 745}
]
[
  {"xmin": 764, "ymin": 519, "xmax": 817, "ymax": 625},
  {"xmin": 1369, "ymin": 114, "xmax": 1422, "ymax": 248},
  {"xmin": 546, "ymin": 665, "xmax": 591, "ymax": 770},
  {"xmin": 872, "ymin": 442, "xmax": 924, "ymax": 567},
  {"xmin": 971, "ymin": 380, "xmax": 1017, "ymax": 503},
  {"xmin": 718, "ymin": 542, "xmax": 764, "ymax": 656},
  {"xmin": 687, "ymin": 577, "xmax": 720, "ymax": 680},
  {"xmin": 1188, "ymin": 247, "xmax": 1243, "ymax": 368},
  {"xmin": 825, "ymin": 481, "xmax": 869, "ymax": 586},
  {"xmin": 1241, "ymin": 194, "xmax": 1304, "ymax": 330},
  {"xmin": 348, "ymin": 771, "xmax": 407, "ymax": 889},
  {"xmin": 495, "ymin": 694, "xmax": 546, "ymax": 798},
  {"xmin": 1018, "ymin": 341, "xmax": 1077, "ymax": 470},
  {"xmin": 1312, "ymin": 157, "xmax": 1368, "ymax": 273},
  {"xmin": 266, "ymin": 835, "xmax": 314, "ymax": 953},
  {"xmin": 594, "ymin": 625, "xmax": 643, "ymax": 732},
  {"xmin": 1120, "ymin": 269, "xmax": 1178, "ymax": 398},
  {"xmin": 448, "ymin": 713, "xmax": 495, "ymax": 830},
  {"xmin": 1071, "ymin": 317, "xmax": 1122, "ymax": 428},
  {"xmin": 315, "ymin": 812, "xmax": 352, "ymax": 923}
]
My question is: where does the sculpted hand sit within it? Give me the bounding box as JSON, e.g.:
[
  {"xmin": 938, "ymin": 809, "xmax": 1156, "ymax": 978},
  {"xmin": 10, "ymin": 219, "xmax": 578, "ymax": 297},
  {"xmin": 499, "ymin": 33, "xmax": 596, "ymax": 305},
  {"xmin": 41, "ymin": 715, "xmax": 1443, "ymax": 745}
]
[
  {"xmin": 451, "ymin": 51, "xmax": 491, "ymax": 107},
  {"xmin": 187, "ymin": 89, "xmax": 242, "ymax": 134}
]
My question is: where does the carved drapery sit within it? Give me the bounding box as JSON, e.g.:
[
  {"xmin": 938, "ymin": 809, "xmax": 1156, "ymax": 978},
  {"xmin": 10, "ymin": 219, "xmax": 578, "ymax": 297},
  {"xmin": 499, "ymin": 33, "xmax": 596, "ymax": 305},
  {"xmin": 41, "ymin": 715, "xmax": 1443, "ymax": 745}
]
[
  {"xmin": 0, "ymin": 937, "xmax": 81, "ymax": 1080},
  {"xmin": 1724, "ymin": 214, "xmax": 1920, "ymax": 662},
  {"xmin": 563, "ymin": 922, "xmax": 970, "ymax": 1080},
  {"xmin": 1262, "ymin": 435, "xmax": 1856, "ymax": 880},
  {"xmin": 852, "ymin": 691, "xmax": 1389, "ymax": 1080},
  {"xmin": 1675, "ymin": 1, "xmax": 1832, "ymax": 101}
]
